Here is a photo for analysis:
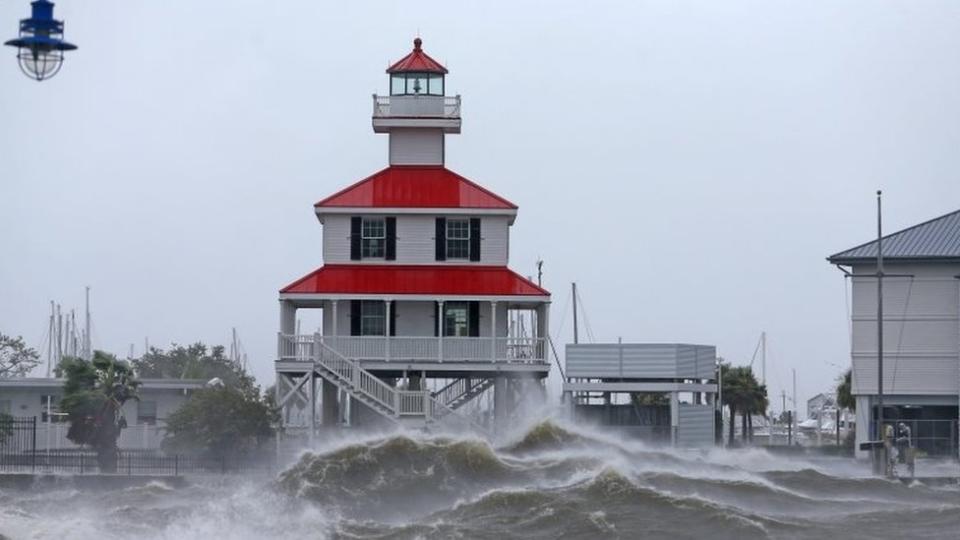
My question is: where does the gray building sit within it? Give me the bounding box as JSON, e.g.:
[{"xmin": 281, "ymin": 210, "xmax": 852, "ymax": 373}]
[
  {"xmin": 828, "ymin": 209, "xmax": 960, "ymax": 457},
  {"xmin": 0, "ymin": 378, "xmax": 205, "ymax": 450},
  {"xmin": 563, "ymin": 343, "xmax": 718, "ymax": 446}
]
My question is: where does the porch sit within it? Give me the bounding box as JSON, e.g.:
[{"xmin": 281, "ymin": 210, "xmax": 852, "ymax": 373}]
[
  {"xmin": 279, "ymin": 334, "xmax": 546, "ymax": 363},
  {"xmin": 277, "ymin": 297, "xmax": 550, "ymax": 365}
]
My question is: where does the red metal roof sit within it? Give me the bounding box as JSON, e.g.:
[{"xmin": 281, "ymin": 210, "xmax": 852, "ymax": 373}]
[
  {"xmin": 281, "ymin": 265, "xmax": 550, "ymax": 296},
  {"xmin": 387, "ymin": 38, "xmax": 448, "ymax": 74},
  {"xmin": 315, "ymin": 166, "xmax": 517, "ymax": 210}
]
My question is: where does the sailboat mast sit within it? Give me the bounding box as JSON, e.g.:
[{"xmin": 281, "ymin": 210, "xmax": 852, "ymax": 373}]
[{"xmin": 572, "ymin": 282, "xmax": 579, "ymax": 345}]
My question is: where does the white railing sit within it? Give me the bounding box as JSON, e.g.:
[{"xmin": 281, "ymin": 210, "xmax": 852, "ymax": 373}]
[
  {"xmin": 280, "ymin": 334, "xmax": 546, "ymax": 364},
  {"xmin": 281, "ymin": 334, "xmax": 489, "ymax": 433},
  {"xmin": 372, "ymin": 94, "xmax": 461, "ymax": 118}
]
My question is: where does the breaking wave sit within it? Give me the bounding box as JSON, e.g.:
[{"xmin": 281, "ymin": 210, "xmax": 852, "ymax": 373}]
[{"xmin": 2, "ymin": 419, "xmax": 959, "ymax": 539}]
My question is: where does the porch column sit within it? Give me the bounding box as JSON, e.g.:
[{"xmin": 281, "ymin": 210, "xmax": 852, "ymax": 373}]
[
  {"xmin": 308, "ymin": 371, "xmax": 316, "ymax": 445},
  {"xmin": 331, "ymin": 300, "xmax": 338, "ymax": 339},
  {"xmin": 537, "ymin": 303, "xmax": 550, "ymax": 360},
  {"xmin": 490, "ymin": 301, "xmax": 497, "ymax": 361},
  {"xmin": 385, "ymin": 300, "xmax": 391, "ymax": 362},
  {"xmin": 279, "ymin": 300, "xmax": 296, "ymax": 335},
  {"xmin": 670, "ymin": 391, "xmax": 679, "ymax": 446},
  {"xmin": 320, "ymin": 379, "xmax": 336, "ymax": 426},
  {"xmin": 437, "ymin": 300, "xmax": 444, "ymax": 362}
]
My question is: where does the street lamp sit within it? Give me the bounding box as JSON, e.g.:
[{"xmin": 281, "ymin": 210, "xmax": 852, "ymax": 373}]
[{"xmin": 4, "ymin": 1, "xmax": 77, "ymax": 81}]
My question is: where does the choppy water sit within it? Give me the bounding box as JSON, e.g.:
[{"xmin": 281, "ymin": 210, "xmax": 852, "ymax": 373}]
[{"xmin": 1, "ymin": 420, "xmax": 958, "ymax": 539}]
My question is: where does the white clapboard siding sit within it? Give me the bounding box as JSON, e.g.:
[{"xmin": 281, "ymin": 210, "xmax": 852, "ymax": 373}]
[
  {"xmin": 852, "ymin": 356, "xmax": 959, "ymax": 395},
  {"xmin": 676, "ymin": 405, "xmax": 715, "ymax": 447},
  {"xmin": 320, "ymin": 300, "xmax": 510, "ymax": 337},
  {"xmin": 848, "ymin": 264, "xmax": 960, "ymax": 396},
  {"xmin": 321, "ymin": 214, "xmax": 510, "ymax": 266},
  {"xmin": 389, "ymin": 129, "xmax": 444, "ymax": 165}
]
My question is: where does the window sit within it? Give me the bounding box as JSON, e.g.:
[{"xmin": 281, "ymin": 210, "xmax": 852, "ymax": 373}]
[
  {"xmin": 391, "ymin": 74, "xmax": 405, "ymax": 95},
  {"xmin": 360, "ymin": 301, "xmax": 386, "ymax": 336},
  {"xmin": 427, "ymin": 74, "xmax": 444, "ymax": 96},
  {"xmin": 361, "ymin": 218, "xmax": 386, "ymax": 258},
  {"xmin": 406, "ymin": 74, "xmax": 428, "ymax": 95},
  {"xmin": 137, "ymin": 401, "xmax": 157, "ymax": 426},
  {"xmin": 444, "ymin": 302, "xmax": 470, "ymax": 337},
  {"xmin": 446, "ymin": 219, "xmax": 470, "ymax": 259},
  {"xmin": 39, "ymin": 395, "xmax": 63, "ymax": 423}
]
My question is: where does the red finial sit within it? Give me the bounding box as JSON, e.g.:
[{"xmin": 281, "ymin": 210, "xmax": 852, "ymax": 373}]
[{"xmin": 413, "ymin": 37, "xmax": 422, "ymax": 50}]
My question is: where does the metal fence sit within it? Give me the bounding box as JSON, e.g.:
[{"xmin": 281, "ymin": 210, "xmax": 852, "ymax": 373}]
[
  {"xmin": 875, "ymin": 419, "xmax": 959, "ymax": 458},
  {"xmin": 0, "ymin": 417, "xmax": 274, "ymax": 475}
]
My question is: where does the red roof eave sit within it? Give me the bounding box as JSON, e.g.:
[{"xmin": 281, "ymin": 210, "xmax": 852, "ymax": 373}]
[
  {"xmin": 314, "ymin": 166, "xmax": 518, "ymax": 210},
  {"xmin": 280, "ymin": 265, "xmax": 550, "ymax": 297}
]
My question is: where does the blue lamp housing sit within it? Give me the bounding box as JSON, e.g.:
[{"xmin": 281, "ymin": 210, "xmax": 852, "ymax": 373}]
[{"xmin": 4, "ymin": 1, "xmax": 77, "ymax": 81}]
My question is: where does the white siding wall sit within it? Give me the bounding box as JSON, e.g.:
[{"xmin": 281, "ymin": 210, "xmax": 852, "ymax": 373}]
[
  {"xmin": 321, "ymin": 214, "xmax": 510, "ymax": 266},
  {"xmin": 0, "ymin": 386, "xmax": 195, "ymax": 450},
  {"xmin": 389, "ymin": 129, "xmax": 444, "ymax": 165},
  {"xmin": 319, "ymin": 300, "xmax": 508, "ymax": 337},
  {"xmin": 849, "ymin": 263, "xmax": 960, "ymax": 396}
]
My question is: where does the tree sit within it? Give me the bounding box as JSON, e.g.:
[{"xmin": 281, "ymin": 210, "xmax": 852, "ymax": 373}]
[
  {"xmin": 836, "ymin": 369, "xmax": 855, "ymax": 411},
  {"xmin": 0, "ymin": 333, "xmax": 40, "ymax": 378},
  {"xmin": 163, "ymin": 385, "xmax": 278, "ymax": 460},
  {"xmin": 132, "ymin": 343, "xmax": 255, "ymax": 394},
  {"xmin": 0, "ymin": 413, "xmax": 12, "ymax": 445},
  {"xmin": 59, "ymin": 352, "xmax": 140, "ymax": 472},
  {"xmin": 721, "ymin": 364, "xmax": 768, "ymax": 444}
]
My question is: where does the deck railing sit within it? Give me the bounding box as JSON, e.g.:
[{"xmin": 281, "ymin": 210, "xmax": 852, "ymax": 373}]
[
  {"xmin": 278, "ymin": 334, "xmax": 546, "ymax": 364},
  {"xmin": 372, "ymin": 94, "xmax": 461, "ymax": 118}
]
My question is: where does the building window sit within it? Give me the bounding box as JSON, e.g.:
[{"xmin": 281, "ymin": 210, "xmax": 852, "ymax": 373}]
[
  {"xmin": 446, "ymin": 219, "xmax": 470, "ymax": 259},
  {"xmin": 361, "ymin": 218, "xmax": 386, "ymax": 258},
  {"xmin": 360, "ymin": 301, "xmax": 386, "ymax": 336},
  {"xmin": 137, "ymin": 401, "xmax": 157, "ymax": 426},
  {"xmin": 39, "ymin": 395, "xmax": 63, "ymax": 423},
  {"xmin": 444, "ymin": 302, "xmax": 470, "ymax": 337}
]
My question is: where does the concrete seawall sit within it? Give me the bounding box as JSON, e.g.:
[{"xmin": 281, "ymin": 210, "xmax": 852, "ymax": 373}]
[{"xmin": 0, "ymin": 473, "xmax": 189, "ymax": 491}]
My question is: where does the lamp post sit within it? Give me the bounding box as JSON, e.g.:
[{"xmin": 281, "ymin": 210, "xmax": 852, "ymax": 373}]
[{"xmin": 4, "ymin": 1, "xmax": 77, "ymax": 81}]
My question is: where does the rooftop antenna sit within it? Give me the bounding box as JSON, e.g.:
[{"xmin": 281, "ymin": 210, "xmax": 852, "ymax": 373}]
[{"xmin": 536, "ymin": 259, "xmax": 543, "ymax": 287}]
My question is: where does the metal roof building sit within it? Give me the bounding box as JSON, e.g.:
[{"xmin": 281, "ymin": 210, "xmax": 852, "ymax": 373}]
[
  {"xmin": 827, "ymin": 208, "xmax": 960, "ymax": 459},
  {"xmin": 829, "ymin": 209, "xmax": 960, "ymax": 264}
]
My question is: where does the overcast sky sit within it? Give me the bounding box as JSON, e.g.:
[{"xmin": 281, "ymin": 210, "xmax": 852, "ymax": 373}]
[{"xmin": 2, "ymin": 1, "xmax": 959, "ymax": 414}]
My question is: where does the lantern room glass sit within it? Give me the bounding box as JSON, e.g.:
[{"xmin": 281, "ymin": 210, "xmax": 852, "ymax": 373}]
[{"xmin": 390, "ymin": 72, "xmax": 444, "ymax": 96}]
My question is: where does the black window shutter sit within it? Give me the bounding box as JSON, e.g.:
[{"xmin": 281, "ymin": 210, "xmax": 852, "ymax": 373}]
[
  {"xmin": 469, "ymin": 218, "xmax": 481, "ymax": 262},
  {"xmin": 390, "ymin": 301, "xmax": 397, "ymax": 336},
  {"xmin": 434, "ymin": 301, "xmax": 440, "ymax": 337},
  {"xmin": 350, "ymin": 217, "xmax": 362, "ymax": 261},
  {"xmin": 385, "ymin": 217, "xmax": 396, "ymax": 260},
  {"xmin": 350, "ymin": 300, "xmax": 362, "ymax": 336},
  {"xmin": 435, "ymin": 217, "xmax": 446, "ymax": 261},
  {"xmin": 468, "ymin": 301, "xmax": 480, "ymax": 337}
]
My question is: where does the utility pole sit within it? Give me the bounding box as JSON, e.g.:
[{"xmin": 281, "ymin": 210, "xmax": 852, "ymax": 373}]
[
  {"xmin": 792, "ymin": 368, "xmax": 797, "ymax": 444},
  {"xmin": 571, "ymin": 282, "xmax": 579, "ymax": 345},
  {"xmin": 876, "ymin": 190, "xmax": 885, "ymax": 443},
  {"xmin": 761, "ymin": 331, "xmax": 766, "ymax": 387},
  {"xmin": 780, "ymin": 390, "xmax": 790, "ymax": 445},
  {"xmin": 84, "ymin": 286, "xmax": 91, "ymax": 361}
]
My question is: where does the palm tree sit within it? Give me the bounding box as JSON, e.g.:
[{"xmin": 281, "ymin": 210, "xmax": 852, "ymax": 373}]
[
  {"xmin": 836, "ymin": 369, "xmax": 855, "ymax": 411},
  {"xmin": 721, "ymin": 365, "xmax": 768, "ymax": 444},
  {"xmin": 59, "ymin": 352, "xmax": 140, "ymax": 472}
]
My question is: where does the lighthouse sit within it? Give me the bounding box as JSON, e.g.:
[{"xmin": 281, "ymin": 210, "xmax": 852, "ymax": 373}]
[{"xmin": 275, "ymin": 39, "xmax": 551, "ymax": 436}]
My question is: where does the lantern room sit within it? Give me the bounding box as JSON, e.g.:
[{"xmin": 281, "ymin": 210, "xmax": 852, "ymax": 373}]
[{"xmin": 387, "ymin": 37, "xmax": 448, "ymax": 96}]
